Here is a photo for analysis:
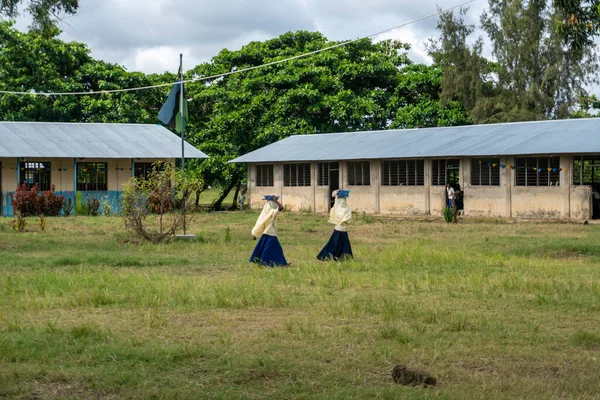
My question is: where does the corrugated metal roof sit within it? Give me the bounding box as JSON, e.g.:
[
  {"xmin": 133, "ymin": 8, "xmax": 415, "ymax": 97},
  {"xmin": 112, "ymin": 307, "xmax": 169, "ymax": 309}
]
[
  {"xmin": 230, "ymin": 118, "xmax": 600, "ymax": 163},
  {"xmin": 0, "ymin": 122, "xmax": 208, "ymax": 159}
]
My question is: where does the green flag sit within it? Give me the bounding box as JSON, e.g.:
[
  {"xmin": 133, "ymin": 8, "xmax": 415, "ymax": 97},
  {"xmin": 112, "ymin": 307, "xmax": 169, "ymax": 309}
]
[{"xmin": 158, "ymin": 65, "xmax": 188, "ymax": 133}]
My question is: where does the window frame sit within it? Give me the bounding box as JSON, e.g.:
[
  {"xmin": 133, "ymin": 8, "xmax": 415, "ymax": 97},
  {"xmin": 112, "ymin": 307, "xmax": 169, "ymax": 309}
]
[
  {"xmin": 20, "ymin": 161, "xmax": 51, "ymax": 191},
  {"xmin": 256, "ymin": 164, "xmax": 274, "ymax": 187},
  {"xmin": 134, "ymin": 162, "xmax": 164, "ymax": 181},
  {"xmin": 515, "ymin": 157, "xmax": 560, "ymax": 186},
  {"xmin": 573, "ymin": 156, "xmax": 600, "ymax": 186},
  {"xmin": 347, "ymin": 161, "xmax": 371, "ymax": 186},
  {"xmin": 283, "ymin": 163, "xmax": 311, "ymax": 187},
  {"xmin": 382, "ymin": 159, "xmax": 425, "ymax": 186},
  {"xmin": 318, "ymin": 162, "xmax": 329, "ymax": 186},
  {"xmin": 77, "ymin": 162, "xmax": 108, "ymax": 191},
  {"xmin": 470, "ymin": 158, "xmax": 500, "ymax": 186},
  {"xmin": 431, "ymin": 159, "xmax": 460, "ymax": 186}
]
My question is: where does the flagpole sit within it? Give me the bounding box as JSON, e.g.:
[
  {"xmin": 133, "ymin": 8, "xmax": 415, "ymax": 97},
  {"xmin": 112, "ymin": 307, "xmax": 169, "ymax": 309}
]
[{"xmin": 179, "ymin": 53, "xmax": 186, "ymax": 235}]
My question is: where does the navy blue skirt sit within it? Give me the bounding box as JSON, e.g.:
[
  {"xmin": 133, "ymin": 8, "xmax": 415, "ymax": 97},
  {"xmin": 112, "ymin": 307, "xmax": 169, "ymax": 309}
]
[
  {"xmin": 250, "ymin": 234, "xmax": 288, "ymax": 267},
  {"xmin": 317, "ymin": 230, "xmax": 353, "ymax": 261}
]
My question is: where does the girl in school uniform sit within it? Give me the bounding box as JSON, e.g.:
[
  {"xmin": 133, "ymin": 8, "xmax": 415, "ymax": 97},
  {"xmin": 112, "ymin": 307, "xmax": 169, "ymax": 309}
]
[
  {"xmin": 250, "ymin": 195, "xmax": 289, "ymax": 267},
  {"xmin": 317, "ymin": 190, "xmax": 353, "ymax": 261}
]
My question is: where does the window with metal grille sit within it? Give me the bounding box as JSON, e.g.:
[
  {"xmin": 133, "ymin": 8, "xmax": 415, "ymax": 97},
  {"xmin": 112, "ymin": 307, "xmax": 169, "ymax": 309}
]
[
  {"xmin": 515, "ymin": 157, "xmax": 560, "ymax": 186},
  {"xmin": 573, "ymin": 156, "xmax": 600, "ymax": 185},
  {"xmin": 382, "ymin": 160, "xmax": 425, "ymax": 186},
  {"xmin": 347, "ymin": 161, "xmax": 371, "ymax": 186},
  {"xmin": 471, "ymin": 159, "xmax": 500, "ymax": 186},
  {"xmin": 20, "ymin": 161, "xmax": 51, "ymax": 191},
  {"xmin": 256, "ymin": 164, "xmax": 274, "ymax": 187},
  {"xmin": 431, "ymin": 159, "xmax": 460, "ymax": 186},
  {"xmin": 77, "ymin": 162, "xmax": 107, "ymax": 191},
  {"xmin": 318, "ymin": 162, "xmax": 329, "ymax": 186},
  {"xmin": 284, "ymin": 163, "xmax": 311, "ymax": 187},
  {"xmin": 134, "ymin": 162, "xmax": 165, "ymax": 181}
]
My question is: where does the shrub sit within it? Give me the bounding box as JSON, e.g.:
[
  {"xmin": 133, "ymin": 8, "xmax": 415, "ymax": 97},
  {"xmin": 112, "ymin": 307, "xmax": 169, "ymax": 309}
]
[
  {"xmin": 10, "ymin": 184, "xmax": 40, "ymax": 217},
  {"xmin": 62, "ymin": 196, "xmax": 73, "ymax": 216},
  {"xmin": 87, "ymin": 197, "xmax": 100, "ymax": 216},
  {"xmin": 100, "ymin": 196, "xmax": 113, "ymax": 216},
  {"xmin": 444, "ymin": 206, "xmax": 458, "ymax": 223},
  {"xmin": 121, "ymin": 161, "xmax": 192, "ymax": 243},
  {"xmin": 75, "ymin": 192, "xmax": 88, "ymax": 216},
  {"xmin": 39, "ymin": 185, "xmax": 64, "ymax": 217},
  {"xmin": 12, "ymin": 211, "xmax": 27, "ymax": 232}
]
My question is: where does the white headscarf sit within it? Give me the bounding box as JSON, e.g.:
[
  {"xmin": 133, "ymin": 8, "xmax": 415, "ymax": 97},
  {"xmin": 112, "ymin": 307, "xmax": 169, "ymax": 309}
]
[
  {"xmin": 252, "ymin": 200, "xmax": 279, "ymax": 237},
  {"xmin": 328, "ymin": 196, "xmax": 352, "ymax": 231}
]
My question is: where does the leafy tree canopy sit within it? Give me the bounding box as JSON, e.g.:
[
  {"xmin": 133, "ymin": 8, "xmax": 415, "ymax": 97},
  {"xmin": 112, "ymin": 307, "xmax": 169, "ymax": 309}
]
[
  {"xmin": 0, "ymin": 25, "xmax": 469, "ymax": 209},
  {"xmin": 183, "ymin": 31, "xmax": 468, "ymax": 208},
  {"xmin": 429, "ymin": 2, "xmax": 599, "ymax": 124},
  {"xmin": 0, "ymin": 0, "xmax": 78, "ymax": 32},
  {"xmin": 0, "ymin": 21, "xmax": 168, "ymax": 123},
  {"xmin": 554, "ymin": 0, "xmax": 600, "ymax": 48}
]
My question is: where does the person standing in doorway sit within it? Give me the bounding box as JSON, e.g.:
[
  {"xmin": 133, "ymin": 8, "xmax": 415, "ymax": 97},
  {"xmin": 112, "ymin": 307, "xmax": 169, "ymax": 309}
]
[
  {"xmin": 446, "ymin": 183, "xmax": 455, "ymax": 209},
  {"xmin": 317, "ymin": 190, "xmax": 353, "ymax": 261},
  {"xmin": 238, "ymin": 188, "xmax": 247, "ymax": 211},
  {"xmin": 250, "ymin": 195, "xmax": 288, "ymax": 267}
]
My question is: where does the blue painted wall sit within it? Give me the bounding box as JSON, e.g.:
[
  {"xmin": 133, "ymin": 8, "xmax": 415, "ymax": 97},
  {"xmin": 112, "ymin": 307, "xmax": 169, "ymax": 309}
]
[{"xmin": 1, "ymin": 190, "xmax": 123, "ymax": 217}]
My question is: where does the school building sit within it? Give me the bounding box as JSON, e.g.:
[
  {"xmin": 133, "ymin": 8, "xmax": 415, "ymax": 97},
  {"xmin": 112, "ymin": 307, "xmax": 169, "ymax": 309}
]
[
  {"xmin": 0, "ymin": 122, "xmax": 207, "ymax": 216},
  {"xmin": 231, "ymin": 118, "xmax": 600, "ymax": 220}
]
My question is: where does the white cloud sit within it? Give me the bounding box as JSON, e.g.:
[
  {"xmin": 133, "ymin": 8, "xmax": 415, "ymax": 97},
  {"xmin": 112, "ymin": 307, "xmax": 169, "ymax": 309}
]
[
  {"xmin": 377, "ymin": 26, "xmax": 432, "ymax": 64},
  {"xmin": 12, "ymin": 0, "xmax": 490, "ymax": 73}
]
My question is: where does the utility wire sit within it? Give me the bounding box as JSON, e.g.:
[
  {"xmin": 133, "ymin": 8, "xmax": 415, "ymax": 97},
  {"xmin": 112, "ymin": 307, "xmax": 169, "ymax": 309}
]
[{"xmin": 0, "ymin": 0, "xmax": 477, "ymax": 97}]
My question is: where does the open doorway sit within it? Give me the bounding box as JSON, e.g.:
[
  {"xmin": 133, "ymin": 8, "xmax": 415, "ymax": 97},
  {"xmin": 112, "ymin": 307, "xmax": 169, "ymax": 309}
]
[
  {"xmin": 573, "ymin": 156, "xmax": 600, "ymax": 219},
  {"xmin": 433, "ymin": 159, "xmax": 462, "ymax": 212},
  {"xmin": 318, "ymin": 162, "xmax": 340, "ymax": 210},
  {"xmin": 447, "ymin": 160, "xmax": 463, "ymax": 212}
]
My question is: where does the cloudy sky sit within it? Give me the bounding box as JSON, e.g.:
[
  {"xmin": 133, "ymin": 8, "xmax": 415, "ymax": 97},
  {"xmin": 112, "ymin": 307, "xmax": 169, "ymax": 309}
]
[{"xmin": 15, "ymin": 0, "xmax": 487, "ymax": 74}]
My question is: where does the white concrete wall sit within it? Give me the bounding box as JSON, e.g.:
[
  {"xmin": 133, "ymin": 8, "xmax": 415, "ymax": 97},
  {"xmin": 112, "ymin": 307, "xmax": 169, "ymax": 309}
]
[{"xmin": 246, "ymin": 155, "xmax": 597, "ymax": 220}]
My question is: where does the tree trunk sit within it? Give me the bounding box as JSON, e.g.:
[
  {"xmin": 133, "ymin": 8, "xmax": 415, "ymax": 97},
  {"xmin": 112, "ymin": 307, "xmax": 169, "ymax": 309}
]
[
  {"xmin": 195, "ymin": 189, "xmax": 204, "ymax": 207},
  {"xmin": 230, "ymin": 183, "xmax": 241, "ymax": 210},
  {"xmin": 212, "ymin": 173, "xmax": 240, "ymax": 211}
]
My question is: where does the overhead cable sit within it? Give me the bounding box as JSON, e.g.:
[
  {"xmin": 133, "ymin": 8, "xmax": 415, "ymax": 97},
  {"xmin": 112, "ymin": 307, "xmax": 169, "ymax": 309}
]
[{"xmin": 0, "ymin": 0, "xmax": 477, "ymax": 97}]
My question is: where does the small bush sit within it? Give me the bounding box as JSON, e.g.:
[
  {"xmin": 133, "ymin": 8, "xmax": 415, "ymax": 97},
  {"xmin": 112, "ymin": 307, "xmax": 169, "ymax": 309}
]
[
  {"xmin": 100, "ymin": 196, "xmax": 113, "ymax": 216},
  {"xmin": 224, "ymin": 227, "xmax": 232, "ymax": 243},
  {"xmin": 10, "ymin": 184, "xmax": 40, "ymax": 217},
  {"xmin": 121, "ymin": 161, "xmax": 192, "ymax": 243},
  {"xmin": 443, "ymin": 207, "xmax": 453, "ymax": 223},
  {"xmin": 87, "ymin": 197, "xmax": 100, "ymax": 216},
  {"xmin": 12, "ymin": 211, "xmax": 27, "ymax": 232},
  {"xmin": 39, "ymin": 214, "xmax": 46, "ymax": 231},
  {"xmin": 62, "ymin": 196, "xmax": 73, "ymax": 216},
  {"xmin": 444, "ymin": 206, "xmax": 458, "ymax": 224},
  {"xmin": 75, "ymin": 192, "xmax": 88, "ymax": 216},
  {"xmin": 39, "ymin": 185, "xmax": 64, "ymax": 217}
]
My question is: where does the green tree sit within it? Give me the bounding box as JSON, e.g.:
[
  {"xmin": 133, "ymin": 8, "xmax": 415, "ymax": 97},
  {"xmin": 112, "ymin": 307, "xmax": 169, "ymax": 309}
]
[
  {"xmin": 482, "ymin": 0, "xmax": 598, "ymax": 120},
  {"xmin": 185, "ymin": 31, "xmax": 466, "ymax": 209},
  {"xmin": 0, "ymin": 21, "xmax": 167, "ymax": 123},
  {"xmin": 430, "ymin": 2, "xmax": 599, "ymax": 123},
  {"xmin": 426, "ymin": 7, "xmax": 501, "ymax": 124},
  {"xmin": 0, "ymin": 0, "xmax": 78, "ymax": 32},
  {"xmin": 554, "ymin": 0, "xmax": 600, "ymax": 49},
  {"xmin": 390, "ymin": 64, "xmax": 471, "ymax": 128}
]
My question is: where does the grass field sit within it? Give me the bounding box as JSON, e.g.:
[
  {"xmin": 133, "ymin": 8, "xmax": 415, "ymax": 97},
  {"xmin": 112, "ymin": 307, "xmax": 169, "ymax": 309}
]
[{"xmin": 0, "ymin": 211, "xmax": 599, "ymax": 399}]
